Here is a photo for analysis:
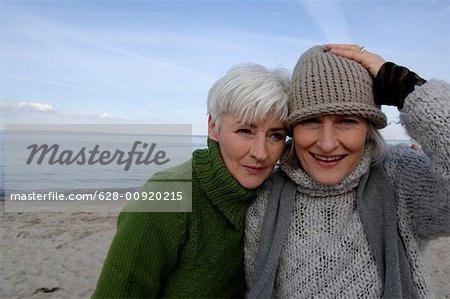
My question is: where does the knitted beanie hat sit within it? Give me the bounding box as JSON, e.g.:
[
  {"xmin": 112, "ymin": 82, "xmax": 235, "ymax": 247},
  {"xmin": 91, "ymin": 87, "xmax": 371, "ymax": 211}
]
[{"xmin": 286, "ymin": 45, "xmax": 387, "ymax": 130}]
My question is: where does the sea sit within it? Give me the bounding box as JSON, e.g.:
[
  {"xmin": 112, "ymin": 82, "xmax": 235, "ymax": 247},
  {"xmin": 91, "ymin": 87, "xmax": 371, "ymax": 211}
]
[
  {"xmin": 0, "ymin": 130, "xmax": 414, "ymax": 199},
  {"xmin": 0, "ymin": 130, "xmax": 207, "ymax": 199}
]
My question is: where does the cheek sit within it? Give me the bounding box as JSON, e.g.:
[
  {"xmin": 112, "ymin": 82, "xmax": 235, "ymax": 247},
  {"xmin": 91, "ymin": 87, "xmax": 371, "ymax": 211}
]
[
  {"xmin": 293, "ymin": 139, "xmax": 312, "ymax": 168},
  {"xmin": 264, "ymin": 143, "xmax": 285, "ymax": 167},
  {"xmin": 218, "ymin": 139, "xmax": 241, "ymax": 165},
  {"xmin": 345, "ymin": 129, "xmax": 368, "ymax": 153},
  {"xmin": 273, "ymin": 142, "xmax": 286, "ymax": 157},
  {"xmin": 293, "ymin": 128, "xmax": 316, "ymax": 152},
  {"xmin": 294, "ymin": 146, "xmax": 310, "ymax": 168}
]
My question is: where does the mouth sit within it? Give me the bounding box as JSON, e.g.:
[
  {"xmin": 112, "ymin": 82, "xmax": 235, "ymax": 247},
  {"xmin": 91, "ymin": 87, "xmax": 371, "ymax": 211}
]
[
  {"xmin": 244, "ymin": 165, "xmax": 267, "ymax": 174},
  {"xmin": 310, "ymin": 153, "xmax": 346, "ymax": 166}
]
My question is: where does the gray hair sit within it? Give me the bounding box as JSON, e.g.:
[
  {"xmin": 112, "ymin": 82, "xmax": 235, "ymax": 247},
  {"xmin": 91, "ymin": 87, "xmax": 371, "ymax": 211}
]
[
  {"xmin": 207, "ymin": 63, "xmax": 290, "ymax": 129},
  {"xmin": 366, "ymin": 122, "xmax": 387, "ymax": 164}
]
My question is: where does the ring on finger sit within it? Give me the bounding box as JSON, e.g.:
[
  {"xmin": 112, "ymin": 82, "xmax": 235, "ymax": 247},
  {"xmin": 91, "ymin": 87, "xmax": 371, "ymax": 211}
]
[{"xmin": 359, "ymin": 46, "xmax": 365, "ymax": 54}]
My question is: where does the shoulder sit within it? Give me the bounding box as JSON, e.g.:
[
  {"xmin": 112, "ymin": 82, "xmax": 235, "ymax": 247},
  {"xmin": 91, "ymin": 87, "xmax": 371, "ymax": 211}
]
[
  {"xmin": 148, "ymin": 159, "xmax": 192, "ymax": 182},
  {"xmin": 248, "ymin": 167, "xmax": 284, "ymax": 212},
  {"xmin": 125, "ymin": 159, "xmax": 193, "ymax": 213},
  {"xmin": 116, "ymin": 210, "xmax": 189, "ymax": 243}
]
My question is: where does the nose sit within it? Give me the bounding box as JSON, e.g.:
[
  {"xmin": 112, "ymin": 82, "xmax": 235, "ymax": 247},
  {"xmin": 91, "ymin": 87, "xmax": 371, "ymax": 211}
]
[
  {"xmin": 249, "ymin": 134, "xmax": 269, "ymax": 161},
  {"xmin": 317, "ymin": 122, "xmax": 339, "ymax": 153}
]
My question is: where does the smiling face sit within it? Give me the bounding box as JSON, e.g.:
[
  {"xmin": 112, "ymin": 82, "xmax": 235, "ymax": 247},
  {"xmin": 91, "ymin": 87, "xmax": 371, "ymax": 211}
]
[
  {"xmin": 293, "ymin": 114, "xmax": 368, "ymax": 186},
  {"xmin": 208, "ymin": 113, "xmax": 286, "ymax": 189}
]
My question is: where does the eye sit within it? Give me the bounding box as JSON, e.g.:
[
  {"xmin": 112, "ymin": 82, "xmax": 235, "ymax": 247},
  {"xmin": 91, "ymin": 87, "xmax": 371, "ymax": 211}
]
[
  {"xmin": 300, "ymin": 118, "xmax": 320, "ymax": 124},
  {"xmin": 337, "ymin": 117, "xmax": 360, "ymax": 125},
  {"xmin": 297, "ymin": 117, "xmax": 321, "ymax": 129},
  {"xmin": 340, "ymin": 118, "xmax": 358, "ymax": 124},
  {"xmin": 268, "ymin": 131, "xmax": 286, "ymax": 142},
  {"xmin": 235, "ymin": 128, "xmax": 253, "ymax": 136}
]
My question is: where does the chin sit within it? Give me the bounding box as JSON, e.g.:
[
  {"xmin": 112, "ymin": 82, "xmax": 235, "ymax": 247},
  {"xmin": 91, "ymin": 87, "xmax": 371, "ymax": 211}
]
[
  {"xmin": 241, "ymin": 182, "xmax": 259, "ymax": 190},
  {"xmin": 321, "ymin": 180, "xmax": 341, "ymax": 186},
  {"xmin": 314, "ymin": 175, "xmax": 344, "ymax": 186},
  {"xmin": 239, "ymin": 179, "xmax": 263, "ymax": 190}
]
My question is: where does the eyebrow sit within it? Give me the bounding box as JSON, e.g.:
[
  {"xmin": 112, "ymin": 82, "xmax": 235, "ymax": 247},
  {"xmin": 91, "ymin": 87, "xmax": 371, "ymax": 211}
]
[
  {"xmin": 237, "ymin": 122, "xmax": 285, "ymax": 131},
  {"xmin": 337, "ymin": 115, "xmax": 359, "ymax": 118},
  {"xmin": 268, "ymin": 127, "xmax": 286, "ymax": 132}
]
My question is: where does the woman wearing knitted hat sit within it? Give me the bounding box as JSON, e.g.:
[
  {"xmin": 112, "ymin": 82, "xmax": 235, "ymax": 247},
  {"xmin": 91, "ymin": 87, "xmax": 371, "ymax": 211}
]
[
  {"xmin": 245, "ymin": 45, "xmax": 450, "ymax": 298},
  {"xmin": 92, "ymin": 64, "xmax": 290, "ymax": 298}
]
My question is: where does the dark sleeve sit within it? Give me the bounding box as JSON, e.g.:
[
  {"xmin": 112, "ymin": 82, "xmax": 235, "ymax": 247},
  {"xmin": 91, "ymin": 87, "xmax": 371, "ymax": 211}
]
[
  {"xmin": 92, "ymin": 210, "xmax": 188, "ymax": 298},
  {"xmin": 374, "ymin": 62, "xmax": 427, "ymax": 110}
]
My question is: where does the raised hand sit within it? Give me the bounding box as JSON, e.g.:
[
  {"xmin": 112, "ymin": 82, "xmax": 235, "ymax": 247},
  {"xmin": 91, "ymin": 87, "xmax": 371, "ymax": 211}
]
[
  {"xmin": 325, "ymin": 43, "xmax": 426, "ymax": 109},
  {"xmin": 325, "ymin": 44, "xmax": 385, "ymax": 77}
]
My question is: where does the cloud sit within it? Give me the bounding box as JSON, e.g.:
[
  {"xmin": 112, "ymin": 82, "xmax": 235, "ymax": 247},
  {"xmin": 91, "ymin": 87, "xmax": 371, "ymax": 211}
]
[
  {"xmin": 1, "ymin": 101, "xmax": 54, "ymax": 112},
  {"xmin": 84, "ymin": 112, "xmax": 133, "ymax": 121},
  {"xmin": 0, "ymin": 100, "xmax": 133, "ymax": 125},
  {"xmin": 97, "ymin": 113, "xmax": 116, "ymax": 119},
  {"xmin": 18, "ymin": 102, "xmax": 53, "ymax": 112},
  {"xmin": 300, "ymin": 1, "xmax": 352, "ymax": 43}
]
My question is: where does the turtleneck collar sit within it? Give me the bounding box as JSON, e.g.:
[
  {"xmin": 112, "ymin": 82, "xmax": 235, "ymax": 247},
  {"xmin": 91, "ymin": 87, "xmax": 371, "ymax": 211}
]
[
  {"xmin": 192, "ymin": 138, "xmax": 255, "ymax": 230},
  {"xmin": 281, "ymin": 144, "xmax": 374, "ymax": 197}
]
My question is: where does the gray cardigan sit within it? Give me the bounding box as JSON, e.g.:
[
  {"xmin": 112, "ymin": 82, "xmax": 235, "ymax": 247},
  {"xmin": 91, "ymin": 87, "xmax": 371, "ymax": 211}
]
[{"xmin": 245, "ymin": 80, "xmax": 450, "ymax": 298}]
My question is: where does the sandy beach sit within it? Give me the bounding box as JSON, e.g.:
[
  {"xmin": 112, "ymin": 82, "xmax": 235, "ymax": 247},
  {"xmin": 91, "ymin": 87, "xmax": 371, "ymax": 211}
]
[{"xmin": 1, "ymin": 201, "xmax": 449, "ymax": 298}]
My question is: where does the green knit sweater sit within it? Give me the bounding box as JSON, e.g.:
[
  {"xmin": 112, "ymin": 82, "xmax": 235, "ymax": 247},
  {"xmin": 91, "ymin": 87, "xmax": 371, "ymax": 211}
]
[{"xmin": 92, "ymin": 139, "xmax": 255, "ymax": 298}]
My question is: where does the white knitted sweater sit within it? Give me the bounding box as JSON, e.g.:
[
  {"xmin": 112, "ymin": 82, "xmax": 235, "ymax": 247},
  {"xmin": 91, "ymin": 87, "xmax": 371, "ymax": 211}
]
[{"xmin": 245, "ymin": 80, "xmax": 450, "ymax": 298}]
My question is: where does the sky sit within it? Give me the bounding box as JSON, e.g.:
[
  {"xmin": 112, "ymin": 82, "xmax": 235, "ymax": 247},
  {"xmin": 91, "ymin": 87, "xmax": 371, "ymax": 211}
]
[{"xmin": 1, "ymin": 0, "xmax": 449, "ymax": 138}]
